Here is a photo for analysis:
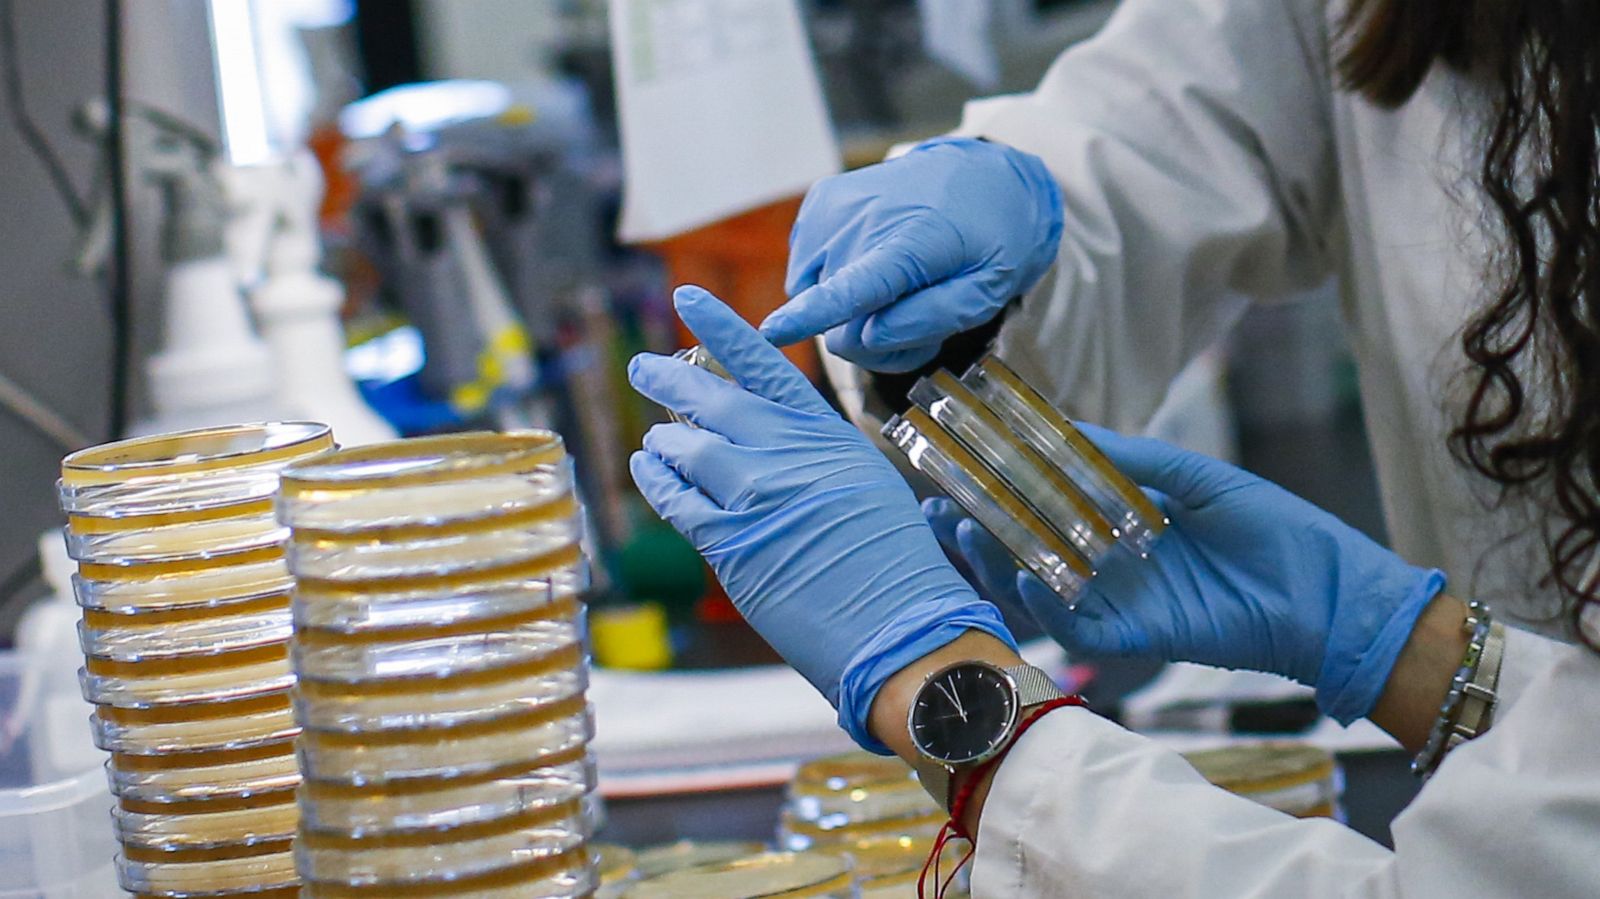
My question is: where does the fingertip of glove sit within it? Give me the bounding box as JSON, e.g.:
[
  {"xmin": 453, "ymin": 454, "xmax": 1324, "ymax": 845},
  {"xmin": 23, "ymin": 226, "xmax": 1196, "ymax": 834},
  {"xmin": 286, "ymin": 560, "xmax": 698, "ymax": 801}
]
[{"xmin": 672, "ymin": 283, "xmax": 714, "ymax": 309}]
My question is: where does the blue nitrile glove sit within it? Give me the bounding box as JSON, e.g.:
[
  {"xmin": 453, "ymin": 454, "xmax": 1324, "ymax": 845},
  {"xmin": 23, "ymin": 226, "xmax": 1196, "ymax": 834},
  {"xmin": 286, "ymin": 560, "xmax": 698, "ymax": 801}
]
[
  {"xmin": 628, "ymin": 285, "xmax": 1017, "ymax": 751},
  {"xmin": 761, "ymin": 137, "xmax": 1063, "ymax": 372},
  {"xmin": 925, "ymin": 425, "xmax": 1446, "ymax": 726}
]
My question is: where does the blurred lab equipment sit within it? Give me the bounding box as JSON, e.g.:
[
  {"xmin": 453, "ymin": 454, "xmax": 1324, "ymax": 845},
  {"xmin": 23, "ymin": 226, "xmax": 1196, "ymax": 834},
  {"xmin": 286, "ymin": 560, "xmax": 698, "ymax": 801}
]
[
  {"xmin": 223, "ymin": 152, "xmax": 396, "ymax": 445},
  {"xmin": 72, "ymin": 100, "xmax": 279, "ymax": 437}
]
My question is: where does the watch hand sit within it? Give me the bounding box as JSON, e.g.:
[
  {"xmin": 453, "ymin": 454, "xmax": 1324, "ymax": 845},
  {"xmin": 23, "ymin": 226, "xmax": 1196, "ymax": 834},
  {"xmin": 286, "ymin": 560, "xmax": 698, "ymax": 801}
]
[{"xmin": 935, "ymin": 680, "xmax": 969, "ymax": 722}]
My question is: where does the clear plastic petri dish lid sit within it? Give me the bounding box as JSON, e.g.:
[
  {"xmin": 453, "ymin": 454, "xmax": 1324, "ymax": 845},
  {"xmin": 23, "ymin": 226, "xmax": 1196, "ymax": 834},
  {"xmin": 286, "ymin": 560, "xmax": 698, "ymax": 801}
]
[
  {"xmin": 58, "ymin": 421, "xmax": 334, "ymax": 518},
  {"xmin": 294, "ymin": 652, "xmax": 587, "ymax": 735},
  {"xmin": 93, "ymin": 697, "xmax": 299, "ymax": 756},
  {"xmin": 66, "ymin": 514, "xmax": 289, "ymax": 567},
  {"xmin": 298, "ymin": 750, "xmax": 594, "ymax": 836},
  {"xmin": 281, "ymin": 464, "xmax": 574, "ymax": 545},
  {"xmin": 284, "ymin": 515, "xmax": 581, "ymax": 583},
  {"xmin": 291, "ymin": 553, "xmax": 585, "ymax": 636},
  {"xmin": 299, "ymin": 845, "xmax": 596, "ymax": 898},
  {"xmin": 961, "ymin": 356, "xmax": 1168, "ymax": 555},
  {"xmin": 116, "ymin": 843, "xmax": 298, "ymax": 896},
  {"xmin": 81, "ymin": 650, "xmax": 292, "ymax": 709},
  {"xmin": 291, "ymin": 611, "xmax": 581, "ymax": 687},
  {"xmin": 74, "ymin": 557, "xmax": 293, "ymax": 615},
  {"xmin": 294, "ymin": 797, "xmax": 589, "ymax": 886},
  {"xmin": 80, "ymin": 604, "xmax": 291, "ymax": 662},
  {"xmin": 108, "ymin": 744, "xmax": 300, "ymax": 805},
  {"xmin": 883, "ymin": 408, "xmax": 1093, "ymax": 606},
  {"xmin": 114, "ymin": 794, "xmax": 299, "ymax": 851},
  {"xmin": 910, "ymin": 371, "xmax": 1117, "ymax": 564},
  {"xmin": 275, "ymin": 431, "xmax": 567, "ymax": 531},
  {"xmin": 297, "ymin": 700, "xmax": 593, "ymax": 786},
  {"xmin": 623, "ymin": 852, "xmax": 854, "ymax": 899}
]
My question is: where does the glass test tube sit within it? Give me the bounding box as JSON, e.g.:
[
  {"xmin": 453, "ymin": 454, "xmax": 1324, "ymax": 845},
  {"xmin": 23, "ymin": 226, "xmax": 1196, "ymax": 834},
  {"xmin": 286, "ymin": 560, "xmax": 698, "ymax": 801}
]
[
  {"xmin": 59, "ymin": 422, "xmax": 335, "ymax": 898},
  {"xmin": 961, "ymin": 356, "xmax": 1168, "ymax": 555},
  {"xmin": 883, "ymin": 408, "xmax": 1094, "ymax": 605},
  {"xmin": 910, "ymin": 371, "xmax": 1118, "ymax": 565},
  {"xmin": 276, "ymin": 431, "xmax": 597, "ymax": 898}
]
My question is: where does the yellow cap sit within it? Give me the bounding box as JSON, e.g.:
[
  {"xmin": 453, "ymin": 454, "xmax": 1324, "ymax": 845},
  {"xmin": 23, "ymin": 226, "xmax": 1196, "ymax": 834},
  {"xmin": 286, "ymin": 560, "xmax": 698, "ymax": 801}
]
[{"xmin": 591, "ymin": 602, "xmax": 673, "ymax": 670}]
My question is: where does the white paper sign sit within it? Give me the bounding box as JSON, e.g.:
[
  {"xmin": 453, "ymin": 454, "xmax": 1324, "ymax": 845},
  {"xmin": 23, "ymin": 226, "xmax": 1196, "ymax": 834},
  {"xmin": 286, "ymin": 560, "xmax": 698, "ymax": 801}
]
[{"xmin": 610, "ymin": 0, "xmax": 841, "ymax": 242}]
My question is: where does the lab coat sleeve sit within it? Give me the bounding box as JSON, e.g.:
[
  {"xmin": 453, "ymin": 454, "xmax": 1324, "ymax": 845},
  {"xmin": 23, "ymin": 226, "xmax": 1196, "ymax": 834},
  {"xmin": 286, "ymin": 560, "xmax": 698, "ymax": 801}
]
[
  {"xmin": 971, "ymin": 640, "xmax": 1600, "ymax": 898},
  {"xmin": 952, "ymin": 0, "xmax": 1341, "ymax": 428}
]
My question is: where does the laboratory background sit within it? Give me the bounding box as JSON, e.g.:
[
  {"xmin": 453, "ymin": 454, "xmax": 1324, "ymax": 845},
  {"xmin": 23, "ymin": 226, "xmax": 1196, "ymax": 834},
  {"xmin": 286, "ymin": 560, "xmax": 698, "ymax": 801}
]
[{"xmin": 0, "ymin": 1, "xmax": 1440, "ymax": 896}]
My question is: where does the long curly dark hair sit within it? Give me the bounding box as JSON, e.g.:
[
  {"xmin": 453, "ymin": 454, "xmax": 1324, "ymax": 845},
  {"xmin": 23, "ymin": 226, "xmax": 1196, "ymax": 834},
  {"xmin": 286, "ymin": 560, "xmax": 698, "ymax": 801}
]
[{"xmin": 1339, "ymin": 0, "xmax": 1600, "ymax": 647}]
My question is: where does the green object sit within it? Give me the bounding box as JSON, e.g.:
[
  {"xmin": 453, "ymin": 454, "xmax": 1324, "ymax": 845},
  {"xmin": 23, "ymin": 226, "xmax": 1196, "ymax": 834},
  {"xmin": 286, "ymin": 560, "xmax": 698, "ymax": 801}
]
[{"xmin": 615, "ymin": 519, "xmax": 705, "ymax": 617}]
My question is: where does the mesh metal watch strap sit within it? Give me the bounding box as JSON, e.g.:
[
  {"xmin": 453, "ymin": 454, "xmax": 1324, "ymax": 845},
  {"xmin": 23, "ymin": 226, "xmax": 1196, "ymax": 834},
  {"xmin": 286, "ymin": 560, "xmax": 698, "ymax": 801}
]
[{"xmin": 913, "ymin": 664, "xmax": 1066, "ymax": 811}]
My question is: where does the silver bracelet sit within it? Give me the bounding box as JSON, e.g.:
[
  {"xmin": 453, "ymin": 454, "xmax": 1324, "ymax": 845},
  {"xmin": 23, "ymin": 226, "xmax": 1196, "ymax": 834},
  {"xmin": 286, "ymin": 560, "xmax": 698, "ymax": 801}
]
[{"xmin": 1411, "ymin": 600, "xmax": 1502, "ymax": 779}]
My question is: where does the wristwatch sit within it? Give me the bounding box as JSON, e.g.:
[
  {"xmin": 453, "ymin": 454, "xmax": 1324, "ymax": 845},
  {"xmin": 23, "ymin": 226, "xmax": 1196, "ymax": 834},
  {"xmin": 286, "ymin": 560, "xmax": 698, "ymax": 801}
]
[{"xmin": 906, "ymin": 659, "xmax": 1066, "ymax": 811}]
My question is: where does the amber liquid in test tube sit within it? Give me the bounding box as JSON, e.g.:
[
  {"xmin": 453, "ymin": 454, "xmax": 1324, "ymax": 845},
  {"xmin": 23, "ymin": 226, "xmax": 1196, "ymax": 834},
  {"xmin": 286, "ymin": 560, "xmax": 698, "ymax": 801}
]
[
  {"xmin": 276, "ymin": 432, "xmax": 598, "ymax": 899},
  {"xmin": 58, "ymin": 422, "xmax": 336, "ymax": 899}
]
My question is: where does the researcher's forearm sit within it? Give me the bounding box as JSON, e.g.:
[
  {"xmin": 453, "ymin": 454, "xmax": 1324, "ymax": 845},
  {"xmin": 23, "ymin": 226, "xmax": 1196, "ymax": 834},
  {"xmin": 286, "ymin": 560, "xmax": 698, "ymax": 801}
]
[
  {"xmin": 867, "ymin": 630, "xmax": 1023, "ymax": 837},
  {"xmin": 1368, "ymin": 592, "xmax": 1471, "ymax": 753}
]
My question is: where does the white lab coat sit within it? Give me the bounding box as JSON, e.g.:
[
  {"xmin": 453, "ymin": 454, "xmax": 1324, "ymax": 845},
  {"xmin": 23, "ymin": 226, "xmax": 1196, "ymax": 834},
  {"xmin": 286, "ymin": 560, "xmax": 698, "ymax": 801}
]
[
  {"xmin": 946, "ymin": 0, "xmax": 1600, "ymax": 894},
  {"xmin": 959, "ymin": 0, "xmax": 1564, "ymax": 632},
  {"xmin": 972, "ymin": 628, "xmax": 1600, "ymax": 896}
]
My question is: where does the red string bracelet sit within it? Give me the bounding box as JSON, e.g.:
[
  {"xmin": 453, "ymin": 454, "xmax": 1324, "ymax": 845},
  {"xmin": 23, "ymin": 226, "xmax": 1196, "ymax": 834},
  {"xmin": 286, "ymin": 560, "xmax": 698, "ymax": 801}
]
[{"xmin": 918, "ymin": 695, "xmax": 1085, "ymax": 899}]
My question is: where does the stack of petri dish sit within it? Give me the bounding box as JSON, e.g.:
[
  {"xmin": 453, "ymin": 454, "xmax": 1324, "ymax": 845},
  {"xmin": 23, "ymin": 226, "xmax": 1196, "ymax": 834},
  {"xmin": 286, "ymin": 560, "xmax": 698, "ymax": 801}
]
[
  {"xmin": 275, "ymin": 431, "xmax": 597, "ymax": 898},
  {"xmin": 884, "ymin": 355, "xmax": 1168, "ymax": 608},
  {"xmin": 821, "ymin": 834, "xmax": 971, "ymax": 899},
  {"xmin": 1183, "ymin": 743, "xmax": 1345, "ymax": 820},
  {"xmin": 58, "ymin": 422, "xmax": 337, "ymax": 899},
  {"xmin": 623, "ymin": 852, "xmax": 854, "ymax": 899},
  {"xmin": 778, "ymin": 751, "xmax": 944, "ymax": 852}
]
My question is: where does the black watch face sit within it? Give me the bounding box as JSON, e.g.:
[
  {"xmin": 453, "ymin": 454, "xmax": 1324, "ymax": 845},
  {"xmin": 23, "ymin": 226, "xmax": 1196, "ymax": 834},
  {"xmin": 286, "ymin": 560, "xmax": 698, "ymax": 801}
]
[{"xmin": 910, "ymin": 662, "xmax": 1017, "ymax": 765}]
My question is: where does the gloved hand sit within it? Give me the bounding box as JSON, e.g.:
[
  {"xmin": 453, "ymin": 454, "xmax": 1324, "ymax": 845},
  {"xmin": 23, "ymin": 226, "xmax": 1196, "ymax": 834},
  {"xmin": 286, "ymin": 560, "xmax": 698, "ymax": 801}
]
[
  {"xmin": 926, "ymin": 425, "xmax": 1445, "ymax": 725},
  {"xmin": 628, "ymin": 285, "xmax": 1016, "ymax": 750},
  {"xmin": 761, "ymin": 137, "xmax": 1063, "ymax": 372}
]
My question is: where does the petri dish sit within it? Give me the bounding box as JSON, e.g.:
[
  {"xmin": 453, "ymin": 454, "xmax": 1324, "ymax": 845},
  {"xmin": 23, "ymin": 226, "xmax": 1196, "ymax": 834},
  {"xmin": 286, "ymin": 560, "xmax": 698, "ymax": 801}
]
[
  {"xmin": 961, "ymin": 357, "xmax": 1167, "ymax": 555},
  {"xmin": 665, "ymin": 346, "xmax": 736, "ymax": 425},
  {"xmin": 82, "ymin": 656, "xmax": 293, "ymax": 709},
  {"xmin": 276, "ymin": 432, "xmax": 566, "ymax": 520},
  {"xmin": 594, "ymin": 842, "xmax": 640, "ymax": 898},
  {"xmin": 80, "ymin": 606, "xmax": 292, "ymax": 662},
  {"xmin": 822, "ymin": 834, "xmax": 967, "ymax": 895},
  {"xmin": 115, "ymin": 797, "xmax": 299, "ymax": 852},
  {"xmin": 109, "ymin": 746, "xmax": 301, "ymax": 805},
  {"xmin": 910, "ymin": 371, "xmax": 1117, "ymax": 564},
  {"xmin": 294, "ymin": 798, "xmax": 589, "ymax": 886},
  {"xmin": 623, "ymin": 852, "xmax": 853, "ymax": 899},
  {"xmin": 291, "ymin": 554, "xmax": 584, "ymax": 636},
  {"xmin": 298, "ymin": 750, "xmax": 594, "ymax": 835},
  {"xmin": 633, "ymin": 841, "xmax": 768, "ymax": 880},
  {"xmin": 117, "ymin": 844, "xmax": 298, "ymax": 896},
  {"xmin": 291, "ymin": 613, "xmax": 582, "ymax": 688},
  {"xmin": 297, "ymin": 701, "xmax": 593, "ymax": 785},
  {"xmin": 300, "ymin": 845, "xmax": 596, "ymax": 898},
  {"xmin": 294, "ymin": 654, "xmax": 586, "ymax": 735},
  {"xmin": 73, "ymin": 557, "xmax": 293, "ymax": 615},
  {"xmin": 93, "ymin": 693, "xmax": 298, "ymax": 755},
  {"xmin": 777, "ymin": 807, "xmax": 945, "ymax": 852},
  {"xmin": 1182, "ymin": 743, "xmax": 1343, "ymax": 819},
  {"xmin": 785, "ymin": 751, "xmax": 934, "ymax": 825},
  {"xmin": 883, "ymin": 408, "xmax": 1093, "ymax": 605},
  {"xmin": 59, "ymin": 421, "xmax": 334, "ymax": 513}
]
